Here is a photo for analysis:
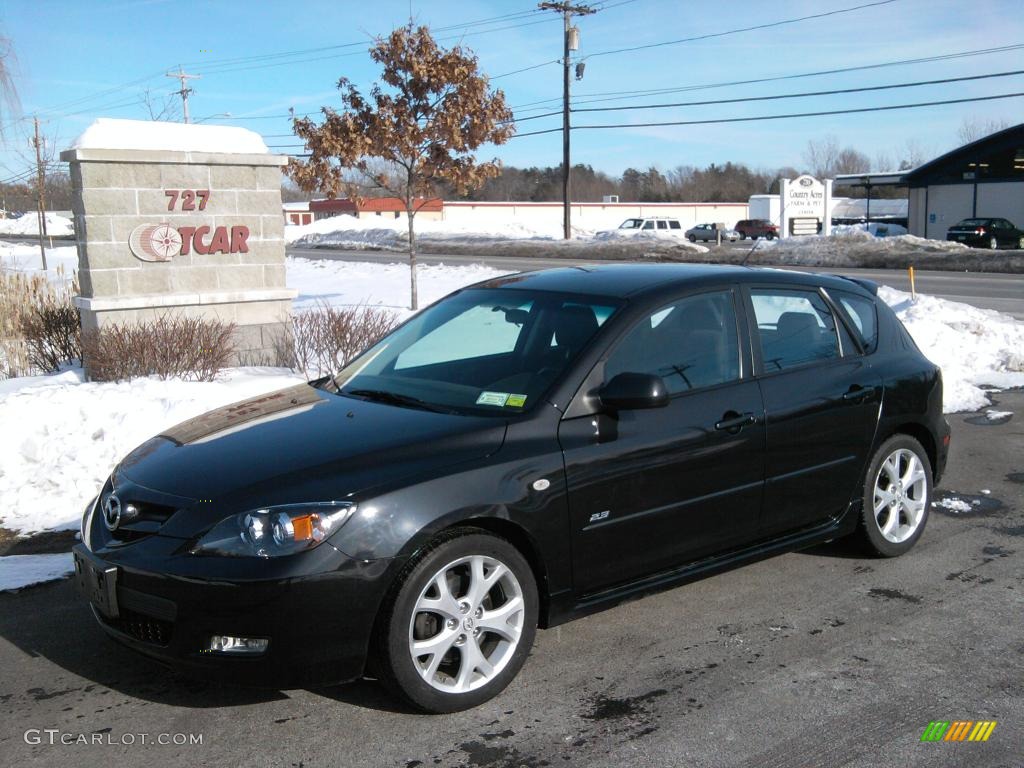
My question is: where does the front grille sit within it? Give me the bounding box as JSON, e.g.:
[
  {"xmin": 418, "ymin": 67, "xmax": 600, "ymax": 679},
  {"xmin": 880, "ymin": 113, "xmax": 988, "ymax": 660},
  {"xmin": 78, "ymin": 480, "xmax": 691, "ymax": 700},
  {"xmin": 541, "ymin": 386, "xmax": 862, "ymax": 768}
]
[{"xmin": 102, "ymin": 608, "xmax": 173, "ymax": 647}]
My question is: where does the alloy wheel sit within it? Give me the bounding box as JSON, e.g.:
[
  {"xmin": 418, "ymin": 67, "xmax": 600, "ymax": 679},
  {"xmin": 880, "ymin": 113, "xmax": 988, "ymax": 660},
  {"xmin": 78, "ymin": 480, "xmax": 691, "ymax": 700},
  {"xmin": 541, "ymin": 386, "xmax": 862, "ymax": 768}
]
[
  {"xmin": 408, "ymin": 554, "xmax": 525, "ymax": 693},
  {"xmin": 873, "ymin": 448, "xmax": 928, "ymax": 543}
]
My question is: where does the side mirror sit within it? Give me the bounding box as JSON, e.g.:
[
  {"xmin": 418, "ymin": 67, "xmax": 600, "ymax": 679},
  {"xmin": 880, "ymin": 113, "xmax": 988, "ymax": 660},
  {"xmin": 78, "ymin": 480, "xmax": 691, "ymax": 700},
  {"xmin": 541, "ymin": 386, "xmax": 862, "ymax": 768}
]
[{"xmin": 598, "ymin": 372, "xmax": 669, "ymax": 411}]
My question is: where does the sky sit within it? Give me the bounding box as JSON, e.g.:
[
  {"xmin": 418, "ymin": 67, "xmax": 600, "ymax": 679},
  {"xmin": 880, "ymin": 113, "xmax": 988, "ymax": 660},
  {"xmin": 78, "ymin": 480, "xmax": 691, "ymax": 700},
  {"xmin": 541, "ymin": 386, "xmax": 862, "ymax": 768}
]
[{"xmin": 1, "ymin": 0, "xmax": 1022, "ymax": 185}]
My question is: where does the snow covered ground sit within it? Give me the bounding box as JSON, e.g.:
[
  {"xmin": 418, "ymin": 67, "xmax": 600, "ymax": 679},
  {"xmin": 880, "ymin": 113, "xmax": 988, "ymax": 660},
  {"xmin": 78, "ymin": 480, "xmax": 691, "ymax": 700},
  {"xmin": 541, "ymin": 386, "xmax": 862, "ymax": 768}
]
[
  {"xmin": 0, "ymin": 212, "xmax": 74, "ymax": 238},
  {"xmin": 758, "ymin": 228, "xmax": 969, "ymax": 260},
  {"xmin": 285, "ymin": 214, "xmax": 710, "ymax": 254},
  {"xmin": 0, "ymin": 553, "xmax": 75, "ymax": 591},
  {"xmin": 1, "ymin": 248, "xmax": 1022, "ymax": 589},
  {"xmin": 878, "ymin": 286, "xmax": 1024, "ymax": 413}
]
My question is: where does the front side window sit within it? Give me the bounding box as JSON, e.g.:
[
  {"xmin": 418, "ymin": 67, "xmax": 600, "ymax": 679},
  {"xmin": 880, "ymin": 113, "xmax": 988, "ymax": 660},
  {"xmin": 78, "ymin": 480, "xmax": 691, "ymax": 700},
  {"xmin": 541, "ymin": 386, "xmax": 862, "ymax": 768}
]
[
  {"xmin": 751, "ymin": 289, "xmax": 839, "ymax": 371},
  {"xmin": 619, "ymin": 218, "xmax": 643, "ymax": 229},
  {"xmin": 605, "ymin": 291, "xmax": 740, "ymax": 394},
  {"xmin": 335, "ymin": 289, "xmax": 619, "ymax": 414}
]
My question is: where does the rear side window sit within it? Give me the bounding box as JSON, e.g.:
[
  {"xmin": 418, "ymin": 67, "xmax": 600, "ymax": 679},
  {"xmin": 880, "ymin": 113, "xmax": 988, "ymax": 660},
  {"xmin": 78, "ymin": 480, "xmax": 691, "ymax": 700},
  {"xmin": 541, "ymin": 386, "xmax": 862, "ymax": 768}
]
[
  {"xmin": 669, "ymin": 220, "xmax": 681, "ymax": 229},
  {"xmin": 750, "ymin": 289, "xmax": 839, "ymax": 371},
  {"xmin": 832, "ymin": 290, "xmax": 878, "ymax": 353},
  {"xmin": 657, "ymin": 220, "xmax": 668, "ymax": 230},
  {"xmin": 642, "ymin": 220, "xmax": 655, "ymax": 230}
]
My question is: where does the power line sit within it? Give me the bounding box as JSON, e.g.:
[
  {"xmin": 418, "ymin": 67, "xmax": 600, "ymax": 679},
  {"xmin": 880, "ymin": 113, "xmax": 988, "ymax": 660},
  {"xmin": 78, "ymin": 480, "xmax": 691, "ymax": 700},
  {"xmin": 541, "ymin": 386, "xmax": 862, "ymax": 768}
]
[
  {"xmin": 505, "ymin": 42, "xmax": 1024, "ymax": 111},
  {"xmin": 571, "ymin": 69, "xmax": 1024, "ymax": 113},
  {"xmin": 583, "ymin": 0, "xmax": 899, "ymax": 59},
  {"xmin": 569, "ymin": 91, "xmax": 1024, "ymax": 130}
]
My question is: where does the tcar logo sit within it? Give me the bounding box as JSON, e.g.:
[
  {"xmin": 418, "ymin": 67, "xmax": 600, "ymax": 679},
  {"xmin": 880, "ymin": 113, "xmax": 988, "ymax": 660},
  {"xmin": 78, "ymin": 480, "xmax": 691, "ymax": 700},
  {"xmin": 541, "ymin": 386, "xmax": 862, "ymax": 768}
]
[{"xmin": 129, "ymin": 223, "xmax": 183, "ymax": 262}]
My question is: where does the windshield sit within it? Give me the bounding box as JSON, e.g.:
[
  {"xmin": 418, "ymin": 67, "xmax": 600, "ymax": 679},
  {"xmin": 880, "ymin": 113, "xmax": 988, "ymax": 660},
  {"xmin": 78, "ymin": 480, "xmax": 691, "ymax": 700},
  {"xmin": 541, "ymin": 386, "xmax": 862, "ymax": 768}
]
[
  {"xmin": 619, "ymin": 219, "xmax": 643, "ymax": 229},
  {"xmin": 334, "ymin": 288, "xmax": 620, "ymax": 415}
]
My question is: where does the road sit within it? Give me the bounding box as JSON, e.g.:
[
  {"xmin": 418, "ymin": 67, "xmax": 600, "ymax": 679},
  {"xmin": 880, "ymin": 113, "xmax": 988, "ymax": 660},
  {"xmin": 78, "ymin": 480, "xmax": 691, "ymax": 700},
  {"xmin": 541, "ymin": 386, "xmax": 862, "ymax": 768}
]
[
  {"xmin": 287, "ymin": 246, "xmax": 1024, "ymax": 320},
  {"xmin": 2, "ymin": 391, "xmax": 1021, "ymax": 768}
]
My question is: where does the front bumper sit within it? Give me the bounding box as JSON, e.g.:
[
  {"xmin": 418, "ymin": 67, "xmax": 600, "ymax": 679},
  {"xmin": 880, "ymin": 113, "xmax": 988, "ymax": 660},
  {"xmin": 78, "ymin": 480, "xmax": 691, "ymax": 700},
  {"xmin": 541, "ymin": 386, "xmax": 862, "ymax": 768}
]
[{"xmin": 73, "ymin": 537, "xmax": 398, "ymax": 688}]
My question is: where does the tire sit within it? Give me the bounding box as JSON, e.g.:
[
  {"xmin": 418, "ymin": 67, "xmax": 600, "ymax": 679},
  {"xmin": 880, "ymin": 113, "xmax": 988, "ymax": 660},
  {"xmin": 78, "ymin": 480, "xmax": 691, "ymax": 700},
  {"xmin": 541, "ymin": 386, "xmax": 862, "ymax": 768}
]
[
  {"xmin": 739, "ymin": 233, "xmax": 747, "ymax": 240},
  {"xmin": 375, "ymin": 529, "xmax": 538, "ymax": 713},
  {"xmin": 988, "ymin": 236, "xmax": 998, "ymax": 250},
  {"xmin": 854, "ymin": 435, "xmax": 932, "ymax": 557},
  {"xmin": 766, "ymin": 233, "xmax": 775, "ymax": 240},
  {"xmin": 688, "ymin": 234, "xmax": 696, "ymax": 243}
]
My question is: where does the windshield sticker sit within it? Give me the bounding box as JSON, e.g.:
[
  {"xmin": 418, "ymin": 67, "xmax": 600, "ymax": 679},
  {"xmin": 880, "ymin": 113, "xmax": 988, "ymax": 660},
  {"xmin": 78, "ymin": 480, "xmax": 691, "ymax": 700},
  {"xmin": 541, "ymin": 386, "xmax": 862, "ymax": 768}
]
[
  {"xmin": 506, "ymin": 394, "xmax": 528, "ymax": 408},
  {"xmin": 476, "ymin": 391, "xmax": 510, "ymax": 407}
]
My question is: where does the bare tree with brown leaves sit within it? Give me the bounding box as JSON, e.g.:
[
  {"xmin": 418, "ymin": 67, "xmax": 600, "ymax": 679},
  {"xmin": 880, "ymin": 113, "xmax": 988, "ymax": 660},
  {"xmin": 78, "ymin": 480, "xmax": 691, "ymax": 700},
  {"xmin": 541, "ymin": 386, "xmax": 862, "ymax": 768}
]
[{"xmin": 289, "ymin": 25, "xmax": 514, "ymax": 309}]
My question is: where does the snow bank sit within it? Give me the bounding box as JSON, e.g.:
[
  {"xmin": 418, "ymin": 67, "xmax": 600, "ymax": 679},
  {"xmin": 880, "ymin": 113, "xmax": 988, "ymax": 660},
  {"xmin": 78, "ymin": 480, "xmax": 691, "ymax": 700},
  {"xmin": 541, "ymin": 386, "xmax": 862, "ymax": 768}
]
[
  {"xmin": 0, "ymin": 212, "xmax": 74, "ymax": 238},
  {"xmin": 880, "ymin": 286, "xmax": 1024, "ymax": 412},
  {"xmin": 832, "ymin": 222, "xmax": 908, "ymax": 238},
  {"xmin": 0, "ymin": 553, "xmax": 74, "ymax": 591},
  {"xmin": 759, "ymin": 230, "xmax": 968, "ymax": 261},
  {"xmin": 0, "ymin": 242, "xmax": 77, "ymax": 284},
  {"xmin": 69, "ymin": 118, "xmax": 268, "ymax": 154},
  {"xmin": 288, "ymin": 256, "xmax": 508, "ymax": 314},
  {"xmin": 0, "ymin": 368, "xmax": 303, "ymax": 535},
  {"xmin": 286, "ymin": 214, "xmax": 597, "ymax": 248}
]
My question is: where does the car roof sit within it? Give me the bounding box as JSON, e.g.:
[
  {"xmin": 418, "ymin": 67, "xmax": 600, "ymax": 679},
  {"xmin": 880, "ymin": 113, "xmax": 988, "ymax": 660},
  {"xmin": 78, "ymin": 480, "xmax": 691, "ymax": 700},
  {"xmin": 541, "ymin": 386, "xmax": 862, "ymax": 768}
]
[{"xmin": 471, "ymin": 263, "xmax": 871, "ymax": 300}]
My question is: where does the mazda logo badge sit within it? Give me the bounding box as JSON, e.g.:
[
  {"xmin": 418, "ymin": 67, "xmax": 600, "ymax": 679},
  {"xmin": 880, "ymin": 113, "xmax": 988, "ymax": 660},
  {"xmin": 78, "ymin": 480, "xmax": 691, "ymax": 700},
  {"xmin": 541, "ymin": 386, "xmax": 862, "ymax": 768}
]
[{"xmin": 103, "ymin": 494, "xmax": 122, "ymax": 531}]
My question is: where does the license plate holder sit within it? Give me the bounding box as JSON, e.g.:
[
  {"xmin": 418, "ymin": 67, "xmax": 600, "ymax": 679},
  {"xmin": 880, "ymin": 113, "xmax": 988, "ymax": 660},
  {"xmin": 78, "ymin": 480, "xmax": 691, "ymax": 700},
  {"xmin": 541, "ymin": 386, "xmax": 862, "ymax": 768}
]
[{"xmin": 73, "ymin": 545, "xmax": 119, "ymax": 618}]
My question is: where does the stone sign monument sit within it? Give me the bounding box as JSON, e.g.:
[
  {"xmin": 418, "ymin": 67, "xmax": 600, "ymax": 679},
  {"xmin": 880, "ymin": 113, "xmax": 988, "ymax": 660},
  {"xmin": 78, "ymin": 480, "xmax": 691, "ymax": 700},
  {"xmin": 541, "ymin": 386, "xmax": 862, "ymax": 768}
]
[{"xmin": 60, "ymin": 118, "xmax": 296, "ymax": 369}]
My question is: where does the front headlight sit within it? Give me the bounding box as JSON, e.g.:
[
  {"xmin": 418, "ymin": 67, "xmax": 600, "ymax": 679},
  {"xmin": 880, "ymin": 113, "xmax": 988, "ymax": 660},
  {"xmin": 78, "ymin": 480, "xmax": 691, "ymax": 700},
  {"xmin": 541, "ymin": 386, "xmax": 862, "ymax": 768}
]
[{"xmin": 191, "ymin": 502, "xmax": 356, "ymax": 558}]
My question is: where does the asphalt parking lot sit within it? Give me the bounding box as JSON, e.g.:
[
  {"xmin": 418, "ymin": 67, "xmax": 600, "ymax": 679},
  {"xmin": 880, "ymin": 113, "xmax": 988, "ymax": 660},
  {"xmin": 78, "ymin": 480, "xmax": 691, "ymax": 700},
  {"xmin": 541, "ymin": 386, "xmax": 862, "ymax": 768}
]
[{"xmin": 1, "ymin": 391, "xmax": 1021, "ymax": 768}]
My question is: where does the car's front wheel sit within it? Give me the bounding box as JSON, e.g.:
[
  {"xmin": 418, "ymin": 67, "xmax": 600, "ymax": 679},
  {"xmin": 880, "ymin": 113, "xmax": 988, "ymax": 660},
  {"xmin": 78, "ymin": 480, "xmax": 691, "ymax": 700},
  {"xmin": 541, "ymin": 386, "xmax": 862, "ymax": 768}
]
[
  {"xmin": 855, "ymin": 435, "xmax": 932, "ymax": 557},
  {"xmin": 988, "ymin": 236, "xmax": 999, "ymax": 250},
  {"xmin": 375, "ymin": 529, "xmax": 538, "ymax": 712},
  {"xmin": 688, "ymin": 234, "xmax": 697, "ymax": 242}
]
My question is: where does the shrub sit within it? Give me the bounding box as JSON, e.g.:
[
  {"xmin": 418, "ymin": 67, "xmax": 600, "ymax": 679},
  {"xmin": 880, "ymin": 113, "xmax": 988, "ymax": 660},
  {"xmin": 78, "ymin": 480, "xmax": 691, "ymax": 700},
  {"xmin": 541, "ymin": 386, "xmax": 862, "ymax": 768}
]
[
  {"xmin": 81, "ymin": 314, "xmax": 236, "ymax": 382},
  {"xmin": 284, "ymin": 302, "xmax": 399, "ymax": 379}
]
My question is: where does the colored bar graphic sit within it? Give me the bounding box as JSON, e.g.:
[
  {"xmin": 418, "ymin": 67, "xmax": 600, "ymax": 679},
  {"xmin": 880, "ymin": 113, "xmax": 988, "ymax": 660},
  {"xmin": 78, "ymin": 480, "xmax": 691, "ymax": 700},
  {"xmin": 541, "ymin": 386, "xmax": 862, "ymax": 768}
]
[
  {"xmin": 921, "ymin": 722, "xmax": 950, "ymax": 742},
  {"xmin": 921, "ymin": 720, "xmax": 997, "ymax": 742},
  {"xmin": 944, "ymin": 721, "xmax": 972, "ymax": 741}
]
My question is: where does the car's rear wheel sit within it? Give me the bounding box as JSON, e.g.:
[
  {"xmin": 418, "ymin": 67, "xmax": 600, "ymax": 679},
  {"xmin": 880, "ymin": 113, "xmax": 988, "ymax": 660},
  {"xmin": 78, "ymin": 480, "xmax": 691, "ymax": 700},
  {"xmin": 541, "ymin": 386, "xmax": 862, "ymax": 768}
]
[
  {"xmin": 855, "ymin": 435, "xmax": 932, "ymax": 557},
  {"xmin": 375, "ymin": 529, "xmax": 538, "ymax": 713},
  {"xmin": 988, "ymin": 236, "xmax": 999, "ymax": 250}
]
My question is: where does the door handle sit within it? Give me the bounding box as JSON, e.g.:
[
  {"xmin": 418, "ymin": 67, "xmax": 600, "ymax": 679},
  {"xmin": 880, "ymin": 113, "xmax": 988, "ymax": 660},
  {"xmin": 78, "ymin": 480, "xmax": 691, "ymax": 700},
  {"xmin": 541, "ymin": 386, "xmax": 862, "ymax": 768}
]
[
  {"xmin": 842, "ymin": 385, "xmax": 874, "ymax": 403},
  {"xmin": 715, "ymin": 412, "xmax": 756, "ymax": 432}
]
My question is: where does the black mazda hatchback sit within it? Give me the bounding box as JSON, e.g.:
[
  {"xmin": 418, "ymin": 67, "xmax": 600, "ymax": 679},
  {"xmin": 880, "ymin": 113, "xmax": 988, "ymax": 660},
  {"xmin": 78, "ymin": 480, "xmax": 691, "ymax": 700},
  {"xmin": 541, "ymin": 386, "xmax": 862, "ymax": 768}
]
[{"xmin": 75, "ymin": 264, "xmax": 950, "ymax": 712}]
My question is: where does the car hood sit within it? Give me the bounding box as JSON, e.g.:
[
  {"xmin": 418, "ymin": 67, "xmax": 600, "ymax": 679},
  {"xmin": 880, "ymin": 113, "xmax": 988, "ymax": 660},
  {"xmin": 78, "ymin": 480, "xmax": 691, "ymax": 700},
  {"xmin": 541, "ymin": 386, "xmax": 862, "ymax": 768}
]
[{"xmin": 115, "ymin": 383, "xmax": 507, "ymax": 535}]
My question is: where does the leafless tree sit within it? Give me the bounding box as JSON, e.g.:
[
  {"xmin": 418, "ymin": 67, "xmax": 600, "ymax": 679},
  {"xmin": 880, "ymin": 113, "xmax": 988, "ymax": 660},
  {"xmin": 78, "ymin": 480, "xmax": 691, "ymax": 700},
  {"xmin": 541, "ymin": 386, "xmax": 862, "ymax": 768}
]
[
  {"xmin": 956, "ymin": 117, "xmax": 1011, "ymax": 145},
  {"xmin": 0, "ymin": 35, "xmax": 20, "ymax": 136},
  {"xmin": 140, "ymin": 87, "xmax": 181, "ymax": 122}
]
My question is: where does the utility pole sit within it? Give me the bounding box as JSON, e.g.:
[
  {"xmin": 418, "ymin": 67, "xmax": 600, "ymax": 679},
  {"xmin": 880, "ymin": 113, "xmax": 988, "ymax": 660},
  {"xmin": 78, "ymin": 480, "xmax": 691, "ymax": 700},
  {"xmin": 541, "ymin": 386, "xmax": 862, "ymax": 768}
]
[
  {"xmin": 32, "ymin": 116, "xmax": 48, "ymax": 271},
  {"xmin": 166, "ymin": 67, "xmax": 200, "ymax": 123},
  {"xmin": 538, "ymin": 2, "xmax": 596, "ymax": 239}
]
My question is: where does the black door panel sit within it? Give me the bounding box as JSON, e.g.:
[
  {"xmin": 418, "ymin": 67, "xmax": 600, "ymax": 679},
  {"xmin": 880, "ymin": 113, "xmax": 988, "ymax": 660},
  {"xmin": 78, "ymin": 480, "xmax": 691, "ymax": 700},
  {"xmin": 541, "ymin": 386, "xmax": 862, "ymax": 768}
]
[
  {"xmin": 757, "ymin": 358, "xmax": 881, "ymax": 535},
  {"xmin": 560, "ymin": 381, "xmax": 765, "ymax": 594}
]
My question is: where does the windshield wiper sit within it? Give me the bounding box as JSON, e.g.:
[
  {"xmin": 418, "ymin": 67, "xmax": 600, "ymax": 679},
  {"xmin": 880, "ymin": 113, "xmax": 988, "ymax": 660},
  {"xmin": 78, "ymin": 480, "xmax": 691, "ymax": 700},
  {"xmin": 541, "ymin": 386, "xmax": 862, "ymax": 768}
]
[{"xmin": 345, "ymin": 388, "xmax": 454, "ymax": 414}]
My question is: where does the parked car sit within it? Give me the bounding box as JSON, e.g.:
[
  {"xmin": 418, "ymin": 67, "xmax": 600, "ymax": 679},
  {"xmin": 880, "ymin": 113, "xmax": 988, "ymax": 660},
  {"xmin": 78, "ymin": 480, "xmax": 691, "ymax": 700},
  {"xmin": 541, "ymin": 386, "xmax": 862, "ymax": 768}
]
[
  {"xmin": 74, "ymin": 265, "xmax": 950, "ymax": 713},
  {"xmin": 685, "ymin": 222, "xmax": 739, "ymax": 243},
  {"xmin": 598, "ymin": 217, "xmax": 685, "ymax": 237},
  {"xmin": 734, "ymin": 219, "xmax": 778, "ymax": 240},
  {"xmin": 946, "ymin": 217, "xmax": 1024, "ymax": 249}
]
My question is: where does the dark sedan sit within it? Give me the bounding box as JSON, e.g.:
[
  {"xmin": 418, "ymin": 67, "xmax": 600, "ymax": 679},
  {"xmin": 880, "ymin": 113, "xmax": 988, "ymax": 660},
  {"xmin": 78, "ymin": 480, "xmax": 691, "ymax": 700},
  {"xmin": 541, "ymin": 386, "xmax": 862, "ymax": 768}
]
[
  {"xmin": 946, "ymin": 217, "xmax": 1024, "ymax": 249},
  {"xmin": 74, "ymin": 265, "xmax": 950, "ymax": 713}
]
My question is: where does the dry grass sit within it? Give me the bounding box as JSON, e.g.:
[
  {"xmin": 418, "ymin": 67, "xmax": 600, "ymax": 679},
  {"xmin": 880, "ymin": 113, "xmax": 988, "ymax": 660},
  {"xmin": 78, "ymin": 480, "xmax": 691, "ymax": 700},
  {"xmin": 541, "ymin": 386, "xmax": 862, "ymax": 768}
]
[
  {"xmin": 282, "ymin": 301, "xmax": 399, "ymax": 378},
  {"xmin": 0, "ymin": 266, "xmax": 80, "ymax": 378},
  {"xmin": 81, "ymin": 314, "xmax": 236, "ymax": 382}
]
